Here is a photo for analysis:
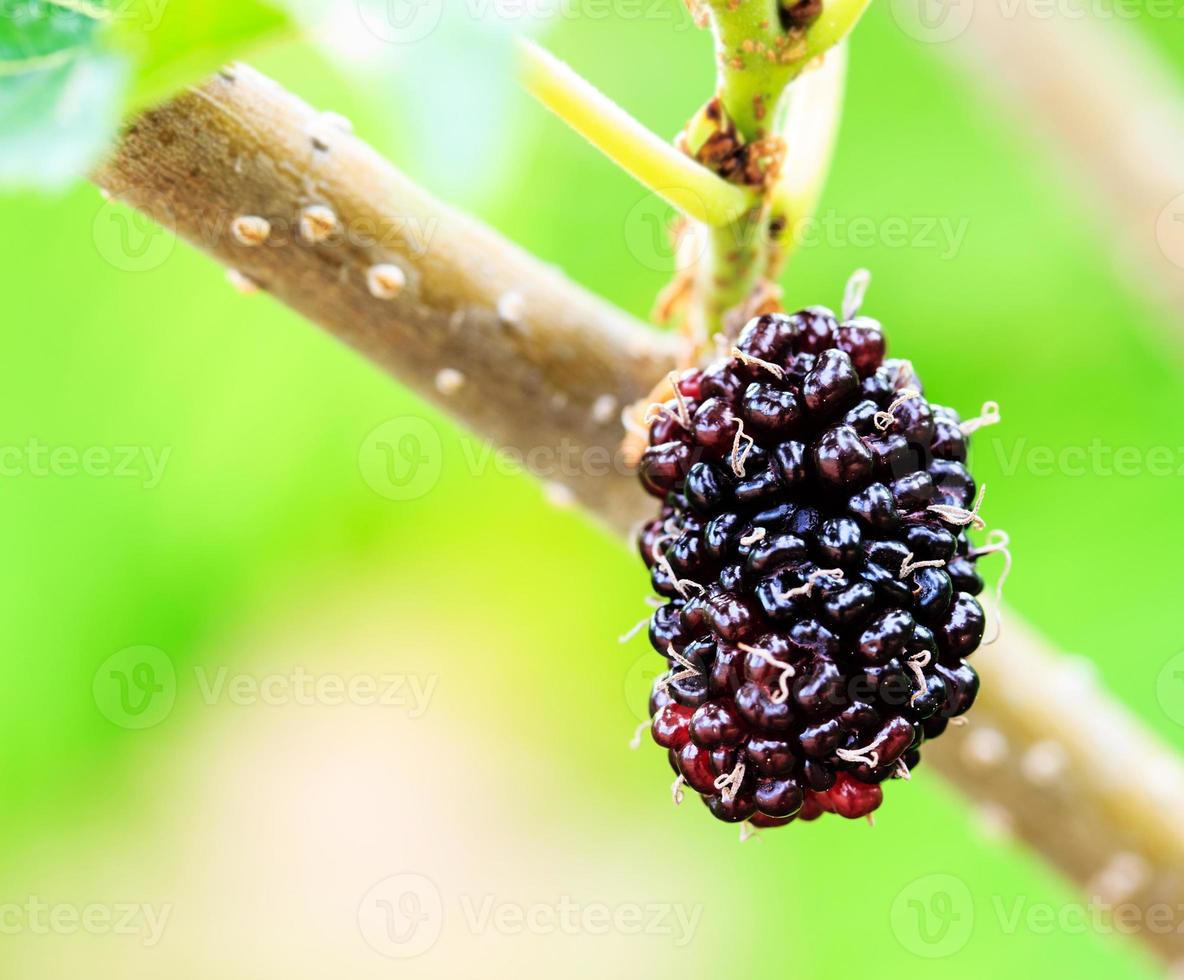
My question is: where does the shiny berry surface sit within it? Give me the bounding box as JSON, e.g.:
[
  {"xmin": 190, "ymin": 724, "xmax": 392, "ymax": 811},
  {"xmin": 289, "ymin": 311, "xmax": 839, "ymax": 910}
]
[{"xmin": 637, "ymin": 308, "xmax": 987, "ymax": 828}]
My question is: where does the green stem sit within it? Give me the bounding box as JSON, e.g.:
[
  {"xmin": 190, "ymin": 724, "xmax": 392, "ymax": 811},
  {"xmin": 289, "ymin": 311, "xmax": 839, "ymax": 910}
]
[
  {"xmin": 696, "ymin": 206, "xmax": 768, "ymax": 337},
  {"xmin": 708, "ymin": 0, "xmax": 793, "ymax": 141},
  {"xmin": 802, "ymin": 0, "xmax": 874, "ymax": 62},
  {"xmin": 692, "ymin": 0, "xmax": 870, "ymax": 339}
]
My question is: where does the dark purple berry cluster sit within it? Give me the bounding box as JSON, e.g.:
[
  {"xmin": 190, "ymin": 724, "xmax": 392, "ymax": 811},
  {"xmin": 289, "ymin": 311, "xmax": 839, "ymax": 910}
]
[{"xmin": 637, "ymin": 306, "xmax": 987, "ymax": 828}]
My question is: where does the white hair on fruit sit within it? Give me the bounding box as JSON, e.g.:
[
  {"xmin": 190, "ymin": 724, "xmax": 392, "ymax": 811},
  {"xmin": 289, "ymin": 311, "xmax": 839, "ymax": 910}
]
[
  {"xmin": 654, "ymin": 644, "xmax": 701, "ymax": 696},
  {"xmin": 666, "ymin": 371, "xmax": 692, "ymax": 428},
  {"xmin": 730, "ymin": 346, "xmax": 784, "ymax": 379},
  {"xmin": 906, "ymin": 650, "xmax": 931, "ymax": 706},
  {"xmin": 899, "ymin": 552, "xmax": 946, "ymax": 579},
  {"xmin": 730, "ymin": 418, "xmax": 754, "ymax": 477},
  {"xmin": 927, "ymin": 482, "xmax": 987, "ymax": 530},
  {"xmin": 773, "ymin": 567, "xmax": 843, "ymax": 601},
  {"xmin": 873, "ymin": 386, "xmax": 920, "ymax": 432},
  {"xmin": 959, "ymin": 400, "xmax": 1001, "ymax": 436},
  {"xmin": 970, "ymin": 528, "xmax": 1012, "ymax": 644},
  {"xmin": 738, "ymin": 643, "xmax": 796, "ymax": 704},
  {"xmin": 842, "ymin": 267, "xmax": 871, "ymax": 320},
  {"xmin": 617, "ymin": 616, "xmax": 650, "ymax": 645},
  {"xmin": 713, "ymin": 760, "xmax": 745, "ymax": 803},
  {"xmin": 628, "ymin": 717, "xmax": 651, "ymax": 751},
  {"xmin": 671, "ymin": 774, "xmax": 686, "ymax": 806},
  {"xmin": 835, "ymin": 728, "xmax": 890, "ymax": 769},
  {"xmin": 739, "ymin": 526, "xmax": 766, "ymax": 546}
]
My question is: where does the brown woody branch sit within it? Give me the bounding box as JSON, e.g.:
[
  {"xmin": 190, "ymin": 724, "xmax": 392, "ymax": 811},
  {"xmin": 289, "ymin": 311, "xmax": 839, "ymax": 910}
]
[
  {"xmin": 95, "ymin": 64, "xmax": 679, "ymax": 531},
  {"xmin": 937, "ymin": 2, "xmax": 1184, "ymax": 337},
  {"xmin": 93, "ymin": 64, "xmax": 1184, "ymax": 966}
]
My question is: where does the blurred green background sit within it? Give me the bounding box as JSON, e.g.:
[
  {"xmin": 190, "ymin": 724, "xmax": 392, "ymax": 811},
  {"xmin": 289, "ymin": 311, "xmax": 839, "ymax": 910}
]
[{"xmin": 0, "ymin": 0, "xmax": 1182, "ymax": 976}]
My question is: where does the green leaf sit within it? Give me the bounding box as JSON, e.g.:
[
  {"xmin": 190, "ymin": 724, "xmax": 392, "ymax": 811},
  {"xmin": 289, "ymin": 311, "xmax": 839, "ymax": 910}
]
[
  {"xmin": 0, "ymin": 0, "xmax": 126, "ymax": 190},
  {"xmin": 0, "ymin": 0, "xmax": 293, "ymax": 191}
]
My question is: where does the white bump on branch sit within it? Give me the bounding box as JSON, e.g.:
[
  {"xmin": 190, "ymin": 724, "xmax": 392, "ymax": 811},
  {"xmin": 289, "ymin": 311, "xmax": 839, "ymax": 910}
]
[
  {"xmin": 367, "ymin": 263, "xmax": 406, "ymax": 300},
  {"xmin": 961, "ymin": 726, "xmax": 1008, "ymax": 769},
  {"xmin": 497, "ymin": 291, "xmax": 526, "ymax": 326},
  {"xmin": 225, "ymin": 268, "xmax": 260, "ymax": 295},
  {"xmin": 434, "ymin": 367, "xmax": 465, "ymax": 395},
  {"xmin": 230, "ymin": 214, "xmax": 270, "ymax": 246},
  {"xmin": 299, "ymin": 204, "xmax": 338, "ymax": 243}
]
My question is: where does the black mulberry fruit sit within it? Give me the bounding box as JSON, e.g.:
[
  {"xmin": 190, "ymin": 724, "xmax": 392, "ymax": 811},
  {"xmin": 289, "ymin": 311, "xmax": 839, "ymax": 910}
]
[{"xmin": 636, "ymin": 301, "xmax": 990, "ymax": 828}]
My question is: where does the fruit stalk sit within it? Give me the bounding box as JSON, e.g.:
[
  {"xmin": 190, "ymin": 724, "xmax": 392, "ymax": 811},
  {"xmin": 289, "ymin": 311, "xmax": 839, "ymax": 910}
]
[
  {"xmin": 95, "ymin": 66, "xmax": 1184, "ymax": 966},
  {"xmin": 686, "ymin": 0, "xmax": 870, "ymax": 339}
]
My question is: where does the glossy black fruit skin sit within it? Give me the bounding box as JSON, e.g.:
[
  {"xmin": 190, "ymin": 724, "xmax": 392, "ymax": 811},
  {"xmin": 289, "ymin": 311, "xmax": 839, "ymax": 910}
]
[{"xmin": 637, "ymin": 308, "xmax": 988, "ymax": 828}]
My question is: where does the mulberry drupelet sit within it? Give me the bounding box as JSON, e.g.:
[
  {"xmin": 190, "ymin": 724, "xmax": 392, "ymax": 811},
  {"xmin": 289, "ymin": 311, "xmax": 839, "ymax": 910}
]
[{"xmin": 636, "ymin": 300, "xmax": 991, "ymax": 828}]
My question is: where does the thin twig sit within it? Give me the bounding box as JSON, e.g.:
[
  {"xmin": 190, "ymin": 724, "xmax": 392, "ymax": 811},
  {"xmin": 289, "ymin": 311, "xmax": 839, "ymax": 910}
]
[{"xmin": 516, "ymin": 38, "xmax": 751, "ymax": 228}]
